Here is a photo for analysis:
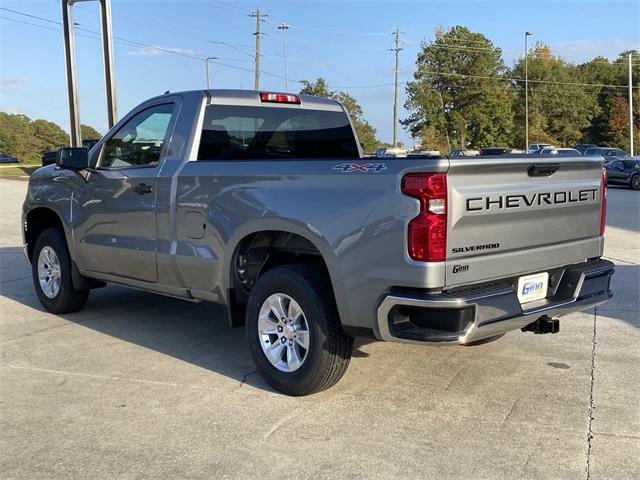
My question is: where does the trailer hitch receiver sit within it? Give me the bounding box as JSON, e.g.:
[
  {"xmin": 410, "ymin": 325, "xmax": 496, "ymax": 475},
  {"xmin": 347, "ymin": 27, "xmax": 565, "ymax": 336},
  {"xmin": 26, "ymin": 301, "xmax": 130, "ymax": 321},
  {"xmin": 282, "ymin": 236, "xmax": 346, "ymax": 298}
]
[{"xmin": 522, "ymin": 315, "xmax": 560, "ymax": 334}]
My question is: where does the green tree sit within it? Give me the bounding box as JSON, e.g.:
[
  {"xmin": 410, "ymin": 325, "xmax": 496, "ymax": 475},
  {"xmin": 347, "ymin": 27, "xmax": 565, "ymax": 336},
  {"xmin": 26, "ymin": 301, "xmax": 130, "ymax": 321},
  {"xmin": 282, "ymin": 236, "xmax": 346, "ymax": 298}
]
[
  {"xmin": 578, "ymin": 56, "xmax": 619, "ymax": 146},
  {"xmin": 81, "ymin": 124, "xmax": 102, "ymax": 139},
  {"xmin": 607, "ymin": 51, "xmax": 639, "ymax": 152},
  {"xmin": 299, "ymin": 78, "xmax": 379, "ymax": 153},
  {"xmin": 403, "ymin": 26, "xmax": 513, "ymax": 150},
  {"xmin": 0, "ymin": 113, "xmax": 41, "ymax": 163},
  {"xmin": 31, "ymin": 119, "xmax": 69, "ymax": 151},
  {"xmin": 511, "ymin": 43, "xmax": 598, "ymax": 147},
  {"xmin": 0, "ymin": 113, "xmax": 102, "ymax": 163}
]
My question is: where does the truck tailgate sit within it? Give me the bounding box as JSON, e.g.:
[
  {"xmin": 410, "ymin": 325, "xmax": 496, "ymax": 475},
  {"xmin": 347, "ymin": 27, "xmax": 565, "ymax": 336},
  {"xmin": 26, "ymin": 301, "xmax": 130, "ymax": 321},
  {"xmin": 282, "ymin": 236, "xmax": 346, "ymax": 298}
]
[{"xmin": 445, "ymin": 156, "xmax": 604, "ymax": 287}]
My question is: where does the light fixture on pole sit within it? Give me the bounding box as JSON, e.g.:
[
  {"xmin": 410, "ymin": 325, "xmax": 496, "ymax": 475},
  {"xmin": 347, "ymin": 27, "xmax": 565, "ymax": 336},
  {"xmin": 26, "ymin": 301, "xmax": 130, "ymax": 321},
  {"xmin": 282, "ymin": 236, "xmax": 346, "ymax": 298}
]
[
  {"xmin": 278, "ymin": 22, "xmax": 290, "ymax": 91},
  {"xmin": 524, "ymin": 31, "xmax": 533, "ymax": 151},
  {"xmin": 205, "ymin": 56, "xmax": 218, "ymax": 89}
]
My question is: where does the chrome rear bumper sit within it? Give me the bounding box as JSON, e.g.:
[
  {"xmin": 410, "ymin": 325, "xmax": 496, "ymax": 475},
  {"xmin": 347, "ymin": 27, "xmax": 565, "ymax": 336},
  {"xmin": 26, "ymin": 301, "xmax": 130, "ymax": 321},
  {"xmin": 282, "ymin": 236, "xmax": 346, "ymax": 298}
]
[{"xmin": 376, "ymin": 259, "xmax": 614, "ymax": 345}]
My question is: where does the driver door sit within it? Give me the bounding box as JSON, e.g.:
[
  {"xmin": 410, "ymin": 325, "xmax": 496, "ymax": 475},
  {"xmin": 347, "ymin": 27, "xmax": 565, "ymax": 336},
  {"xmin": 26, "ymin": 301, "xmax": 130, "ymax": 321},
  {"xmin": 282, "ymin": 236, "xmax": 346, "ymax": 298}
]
[{"xmin": 73, "ymin": 102, "xmax": 176, "ymax": 283}]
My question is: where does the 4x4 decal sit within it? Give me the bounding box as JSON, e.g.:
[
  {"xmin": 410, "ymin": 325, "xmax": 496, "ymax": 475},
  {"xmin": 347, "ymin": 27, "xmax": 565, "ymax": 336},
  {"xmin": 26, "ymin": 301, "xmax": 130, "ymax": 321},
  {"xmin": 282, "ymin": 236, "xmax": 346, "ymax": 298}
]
[{"xmin": 333, "ymin": 162, "xmax": 387, "ymax": 173}]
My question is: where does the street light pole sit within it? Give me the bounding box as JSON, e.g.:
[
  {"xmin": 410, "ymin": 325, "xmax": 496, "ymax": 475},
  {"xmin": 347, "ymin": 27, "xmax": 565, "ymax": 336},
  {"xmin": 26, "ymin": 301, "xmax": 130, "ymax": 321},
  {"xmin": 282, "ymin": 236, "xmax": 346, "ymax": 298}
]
[
  {"xmin": 278, "ymin": 23, "xmax": 290, "ymax": 91},
  {"xmin": 524, "ymin": 31, "xmax": 533, "ymax": 151},
  {"xmin": 204, "ymin": 56, "xmax": 217, "ymax": 89},
  {"xmin": 629, "ymin": 53, "xmax": 634, "ymax": 156}
]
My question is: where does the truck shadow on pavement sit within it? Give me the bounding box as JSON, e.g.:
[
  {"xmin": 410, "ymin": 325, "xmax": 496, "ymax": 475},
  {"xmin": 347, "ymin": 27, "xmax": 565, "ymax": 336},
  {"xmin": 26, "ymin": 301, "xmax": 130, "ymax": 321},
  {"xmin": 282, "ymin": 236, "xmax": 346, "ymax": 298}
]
[{"xmin": 0, "ymin": 246, "xmax": 375, "ymax": 392}]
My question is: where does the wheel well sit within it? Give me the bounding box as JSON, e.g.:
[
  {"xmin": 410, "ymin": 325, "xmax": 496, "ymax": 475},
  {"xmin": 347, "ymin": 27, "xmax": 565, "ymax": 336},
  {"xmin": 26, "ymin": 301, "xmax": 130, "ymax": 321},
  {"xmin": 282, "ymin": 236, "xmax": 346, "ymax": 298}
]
[
  {"xmin": 232, "ymin": 231, "xmax": 329, "ymax": 295},
  {"xmin": 228, "ymin": 231, "xmax": 331, "ymax": 327},
  {"xmin": 25, "ymin": 208, "xmax": 64, "ymax": 261}
]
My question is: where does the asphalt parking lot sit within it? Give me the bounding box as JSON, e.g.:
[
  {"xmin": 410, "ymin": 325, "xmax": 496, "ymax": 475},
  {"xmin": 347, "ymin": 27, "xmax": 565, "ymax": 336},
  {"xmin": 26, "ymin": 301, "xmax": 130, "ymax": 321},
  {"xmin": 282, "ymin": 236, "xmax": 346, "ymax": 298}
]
[{"xmin": 1, "ymin": 178, "xmax": 638, "ymax": 479}]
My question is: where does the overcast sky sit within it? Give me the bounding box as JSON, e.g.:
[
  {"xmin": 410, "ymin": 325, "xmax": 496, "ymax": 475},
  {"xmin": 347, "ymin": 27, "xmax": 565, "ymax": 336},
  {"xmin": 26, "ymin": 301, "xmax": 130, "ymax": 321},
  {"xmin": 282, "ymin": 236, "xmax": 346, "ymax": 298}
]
[{"xmin": 1, "ymin": 0, "xmax": 639, "ymax": 146}]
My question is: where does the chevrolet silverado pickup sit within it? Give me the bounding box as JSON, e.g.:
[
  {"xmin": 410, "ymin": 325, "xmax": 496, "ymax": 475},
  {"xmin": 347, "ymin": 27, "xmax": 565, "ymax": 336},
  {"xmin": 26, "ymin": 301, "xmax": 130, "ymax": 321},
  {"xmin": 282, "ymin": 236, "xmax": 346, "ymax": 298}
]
[{"xmin": 22, "ymin": 90, "xmax": 614, "ymax": 395}]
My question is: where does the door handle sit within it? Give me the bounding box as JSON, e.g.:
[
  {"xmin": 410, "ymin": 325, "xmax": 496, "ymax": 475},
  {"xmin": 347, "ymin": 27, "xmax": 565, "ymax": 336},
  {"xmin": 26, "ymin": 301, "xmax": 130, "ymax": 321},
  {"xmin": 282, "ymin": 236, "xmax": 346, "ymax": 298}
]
[
  {"xmin": 528, "ymin": 163, "xmax": 560, "ymax": 177},
  {"xmin": 133, "ymin": 183, "xmax": 153, "ymax": 195}
]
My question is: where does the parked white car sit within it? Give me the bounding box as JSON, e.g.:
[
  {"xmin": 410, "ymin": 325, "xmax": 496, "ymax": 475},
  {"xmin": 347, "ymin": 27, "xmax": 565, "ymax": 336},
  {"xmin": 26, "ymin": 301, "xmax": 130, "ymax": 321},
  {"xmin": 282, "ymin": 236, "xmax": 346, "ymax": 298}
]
[
  {"xmin": 375, "ymin": 147, "xmax": 409, "ymax": 158},
  {"xmin": 528, "ymin": 143, "xmax": 554, "ymax": 153}
]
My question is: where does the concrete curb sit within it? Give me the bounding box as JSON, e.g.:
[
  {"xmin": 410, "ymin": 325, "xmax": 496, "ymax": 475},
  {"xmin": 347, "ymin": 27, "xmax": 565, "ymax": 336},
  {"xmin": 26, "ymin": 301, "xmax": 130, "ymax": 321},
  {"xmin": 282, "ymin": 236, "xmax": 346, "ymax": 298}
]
[{"xmin": 0, "ymin": 175, "xmax": 30, "ymax": 182}]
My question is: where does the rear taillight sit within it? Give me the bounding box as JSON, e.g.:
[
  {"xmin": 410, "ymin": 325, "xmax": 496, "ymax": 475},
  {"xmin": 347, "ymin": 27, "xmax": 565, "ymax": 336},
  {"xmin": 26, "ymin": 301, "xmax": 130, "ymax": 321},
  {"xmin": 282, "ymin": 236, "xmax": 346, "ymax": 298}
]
[
  {"xmin": 600, "ymin": 167, "xmax": 607, "ymax": 235},
  {"xmin": 401, "ymin": 173, "xmax": 448, "ymax": 262},
  {"xmin": 259, "ymin": 92, "xmax": 301, "ymax": 104}
]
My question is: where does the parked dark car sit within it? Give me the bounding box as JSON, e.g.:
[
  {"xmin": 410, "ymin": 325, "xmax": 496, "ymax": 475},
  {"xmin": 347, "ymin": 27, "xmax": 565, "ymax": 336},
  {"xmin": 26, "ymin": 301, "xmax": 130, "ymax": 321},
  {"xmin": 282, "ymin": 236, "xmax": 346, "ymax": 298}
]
[
  {"xmin": 42, "ymin": 139, "xmax": 100, "ymax": 166},
  {"xmin": 0, "ymin": 152, "xmax": 20, "ymax": 163},
  {"xmin": 479, "ymin": 147, "xmax": 509, "ymax": 156},
  {"xmin": 575, "ymin": 143, "xmax": 597, "ymax": 154},
  {"xmin": 584, "ymin": 147, "xmax": 627, "ymax": 158},
  {"xmin": 605, "ymin": 158, "xmax": 640, "ymax": 190}
]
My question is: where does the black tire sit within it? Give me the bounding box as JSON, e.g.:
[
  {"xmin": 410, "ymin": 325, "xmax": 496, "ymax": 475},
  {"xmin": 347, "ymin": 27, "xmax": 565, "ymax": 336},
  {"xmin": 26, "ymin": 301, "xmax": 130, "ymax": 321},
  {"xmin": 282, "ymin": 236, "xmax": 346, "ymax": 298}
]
[
  {"xmin": 31, "ymin": 228, "xmax": 89, "ymax": 314},
  {"xmin": 631, "ymin": 174, "xmax": 640, "ymax": 191},
  {"xmin": 246, "ymin": 264, "xmax": 354, "ymax": 396}
]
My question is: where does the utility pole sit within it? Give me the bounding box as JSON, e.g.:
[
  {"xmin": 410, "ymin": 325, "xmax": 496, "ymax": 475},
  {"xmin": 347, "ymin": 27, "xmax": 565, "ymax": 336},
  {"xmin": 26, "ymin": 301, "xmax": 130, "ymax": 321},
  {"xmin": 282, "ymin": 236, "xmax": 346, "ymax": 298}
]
[
  {"xmin": 99, "ymin": 0, "xmax": 117, "ymax": 130},
  {"xmin": 391, "ymin": 27, "xmax": 403, "ymax": 148},
  {"xmin": 278, "ymin": 22, "xmax": 290, "ymax": 91},
  {"xmin": 629, "ymin": 53, "xmax": 635, "ymax": 156},
  {"xmin": 62, "ymin": 0, "xmax": 118, "ymax": 146},
  {"xmin": 61, "ymin": 1, "xmax": 81, "ymax": 147},
  {"xmin": 250, "ymin": 9, "xmax": 267, "ymax": 90},
  {"xmin": 204, "ymin": 56, "xmax": 218, "ymax": 89},
  {"xmin": 524, "ymin": 31, "xmax": 533, "ymax": 151}
]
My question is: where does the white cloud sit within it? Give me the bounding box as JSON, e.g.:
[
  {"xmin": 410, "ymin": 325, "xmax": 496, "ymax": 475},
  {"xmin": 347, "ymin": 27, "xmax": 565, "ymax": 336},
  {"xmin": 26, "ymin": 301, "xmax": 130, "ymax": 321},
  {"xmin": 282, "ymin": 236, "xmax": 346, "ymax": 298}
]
[
  {"xmin": 127, "ymin": 46, "xmax": 196, "ymax": 57},
  {"xmin": 0, "ymin": 76, "xmax": 27, "ymax": 91}
]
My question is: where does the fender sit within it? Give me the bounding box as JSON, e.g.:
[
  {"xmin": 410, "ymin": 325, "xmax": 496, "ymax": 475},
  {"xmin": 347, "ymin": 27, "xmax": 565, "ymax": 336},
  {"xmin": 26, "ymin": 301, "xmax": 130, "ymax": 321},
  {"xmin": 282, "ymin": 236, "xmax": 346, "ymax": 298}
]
[{"xmin": 222, "ymin": 218, "xmax": 350, "ymax": 328}]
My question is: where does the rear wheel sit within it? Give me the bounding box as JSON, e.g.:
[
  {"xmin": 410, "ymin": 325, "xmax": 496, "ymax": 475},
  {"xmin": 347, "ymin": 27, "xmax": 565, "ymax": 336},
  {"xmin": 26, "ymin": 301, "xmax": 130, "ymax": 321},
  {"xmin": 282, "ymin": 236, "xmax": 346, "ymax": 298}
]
[
  {"xmin": 31, "ymin": 228, "xmax": 89, "ymax": 313},
  {"xmin": 631, "ymin": 174, "xmax": 640, "ymax": 191},
  {"xmin": 246, "ymin": 264, "xmax": 353, "ymax": 396}
]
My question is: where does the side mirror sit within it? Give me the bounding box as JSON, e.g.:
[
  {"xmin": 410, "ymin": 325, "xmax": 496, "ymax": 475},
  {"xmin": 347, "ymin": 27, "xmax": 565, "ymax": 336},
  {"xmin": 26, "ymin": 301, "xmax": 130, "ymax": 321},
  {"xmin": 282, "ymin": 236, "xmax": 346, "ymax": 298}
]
[{"xmin": 56, "ymin": 147, "xmax": 88, "ymax": 170}]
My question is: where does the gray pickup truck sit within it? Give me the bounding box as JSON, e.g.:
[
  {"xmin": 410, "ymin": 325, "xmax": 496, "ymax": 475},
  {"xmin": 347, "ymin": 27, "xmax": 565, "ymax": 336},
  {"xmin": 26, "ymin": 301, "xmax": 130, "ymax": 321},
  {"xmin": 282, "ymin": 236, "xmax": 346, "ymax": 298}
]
[{"xmin": 22, "ymin": 90, "xmax": 614, "ymax": 395}]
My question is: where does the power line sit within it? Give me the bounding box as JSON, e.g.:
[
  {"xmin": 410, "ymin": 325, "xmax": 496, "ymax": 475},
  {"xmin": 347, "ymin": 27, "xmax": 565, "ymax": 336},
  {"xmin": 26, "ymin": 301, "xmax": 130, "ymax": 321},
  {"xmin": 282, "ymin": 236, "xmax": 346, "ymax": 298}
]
[
  {"xmin": 47, "ymin": 1, "xmax": 635, "ymax": 68},
  {"xmin": 0, "ymin": 14, "xmax": 95, "ymax": 38},
  {"xmin": 289, "ymin": 25, "xmax": 389, "ymax": 36},
  {"xmin": 0, "ymin": 14, "xmax": 630, "ymax": 101},
  {"xmin": 286, "ymin": 39, "xmax": 357, "ymax": 84},
  {"xmin": 0, "ymin": 6, "xmax": 60, "ymax": 24},
  {"xmin": 411, "ymin": 68, "xmax": 639, "ymax": 89},
  {"xmin": 205, "ymin": 0, "xmax": 248, "ymax": 15},
  {"xmin": 47, "ymin": 0, "xmax": 255, "ymax": 52},
  {"xmin": 3, "ymin": 6, "xmax": 637, "ymax": 93},
  {"xmin": 210, "ymin": 40, "xmax": 255, "ymax": 59}
]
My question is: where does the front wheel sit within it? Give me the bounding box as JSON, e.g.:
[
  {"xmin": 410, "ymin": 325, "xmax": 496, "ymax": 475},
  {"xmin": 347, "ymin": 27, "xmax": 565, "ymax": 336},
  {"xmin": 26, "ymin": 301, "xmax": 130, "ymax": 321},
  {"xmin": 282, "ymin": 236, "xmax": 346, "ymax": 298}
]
[
  {"xmin": 246, "ymin": 264, "xmax": 353, "ymax": 396},
  {"xmin": 31, "ymin": 228, "xmax": 89, "ymax": 314},
  {"xmin": 631, "ymin": 174, "xmax": 640, "ymax": 191}
]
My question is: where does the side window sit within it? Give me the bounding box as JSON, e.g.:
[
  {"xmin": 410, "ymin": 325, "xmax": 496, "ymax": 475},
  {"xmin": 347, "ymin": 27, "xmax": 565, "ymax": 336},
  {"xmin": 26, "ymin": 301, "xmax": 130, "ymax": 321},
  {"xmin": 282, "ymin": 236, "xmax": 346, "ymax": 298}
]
[{"xmin": 101, "ymin": 103, "xmax": 174, "ymax": 168}]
